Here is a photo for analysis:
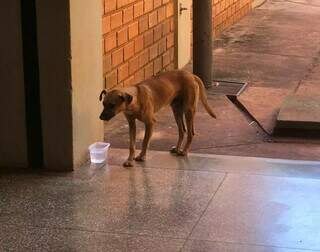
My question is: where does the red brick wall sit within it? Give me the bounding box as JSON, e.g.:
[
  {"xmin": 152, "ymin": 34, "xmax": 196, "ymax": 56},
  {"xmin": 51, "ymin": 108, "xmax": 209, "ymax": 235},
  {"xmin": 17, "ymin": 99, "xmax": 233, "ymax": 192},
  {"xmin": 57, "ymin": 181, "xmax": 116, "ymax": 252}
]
[
  {"xmin": 213, "ymin": 0, "xmax": 252, "ymax": 36},
  {"xmin": 190, "ymin": 0, "xmax": 252, "ymax": 55},
  {"xmin": 102, "ymin": 0, "xmax": 175, "ymax": 89},
  {"xmin": 102, "ymin": 0, "xmax": 253, "ymax": 89}
]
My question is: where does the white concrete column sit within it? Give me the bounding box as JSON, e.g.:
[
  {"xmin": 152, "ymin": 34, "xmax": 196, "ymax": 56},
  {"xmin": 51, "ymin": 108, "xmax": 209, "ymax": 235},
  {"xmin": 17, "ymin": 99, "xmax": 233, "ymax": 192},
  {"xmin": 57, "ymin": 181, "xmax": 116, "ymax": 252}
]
[
  {"xmin": 36, "ymin": 0, "xmax": 104, "ymax": 171},
  {"xmin": 70, "ymin": 0, "xmax": 104, "ymax": 167}
]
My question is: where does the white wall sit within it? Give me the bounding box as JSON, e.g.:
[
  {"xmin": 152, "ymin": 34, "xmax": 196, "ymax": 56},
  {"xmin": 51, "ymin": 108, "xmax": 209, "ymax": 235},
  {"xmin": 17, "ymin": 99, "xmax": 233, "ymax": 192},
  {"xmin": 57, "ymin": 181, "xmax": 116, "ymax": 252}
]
[{"xmin": 70, "ymin": 0, "xmax": 104, "ymax": 167}]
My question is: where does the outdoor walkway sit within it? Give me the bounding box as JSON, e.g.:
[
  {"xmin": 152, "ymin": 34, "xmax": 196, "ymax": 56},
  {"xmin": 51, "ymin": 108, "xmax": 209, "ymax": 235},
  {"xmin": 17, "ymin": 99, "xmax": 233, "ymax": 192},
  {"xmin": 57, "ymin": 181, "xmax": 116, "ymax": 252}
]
[
  {"xmin": 105, "ymin": 0, "xmax": 320, "ymax": 161},
  {"xmin": 1, "ymin": 149, "xmax": 320, "ymax": 251}
]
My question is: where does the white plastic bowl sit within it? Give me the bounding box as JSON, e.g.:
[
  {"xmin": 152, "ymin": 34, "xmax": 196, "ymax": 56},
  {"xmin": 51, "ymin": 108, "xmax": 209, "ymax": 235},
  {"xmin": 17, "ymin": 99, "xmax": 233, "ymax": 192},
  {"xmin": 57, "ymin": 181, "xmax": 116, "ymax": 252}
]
[{"xmin": 89, "ymin": 142, "xmax": 110, "ymax": 164}]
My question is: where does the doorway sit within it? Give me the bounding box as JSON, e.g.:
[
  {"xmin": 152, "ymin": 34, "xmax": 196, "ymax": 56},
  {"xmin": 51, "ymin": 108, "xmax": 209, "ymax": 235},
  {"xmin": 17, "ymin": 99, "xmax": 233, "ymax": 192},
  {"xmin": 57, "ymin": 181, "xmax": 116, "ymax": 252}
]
[{"xmin": 176, "ymin": 0, "xmax": 192, "ymax": 69}]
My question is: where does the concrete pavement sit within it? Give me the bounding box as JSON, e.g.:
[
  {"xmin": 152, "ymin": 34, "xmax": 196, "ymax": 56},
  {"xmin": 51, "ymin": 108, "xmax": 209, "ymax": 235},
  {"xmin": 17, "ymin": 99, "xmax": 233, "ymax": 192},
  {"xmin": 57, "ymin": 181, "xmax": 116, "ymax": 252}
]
[{"xmin": 104, "ymin": 0, "xmax": 320, "ymax": 161}]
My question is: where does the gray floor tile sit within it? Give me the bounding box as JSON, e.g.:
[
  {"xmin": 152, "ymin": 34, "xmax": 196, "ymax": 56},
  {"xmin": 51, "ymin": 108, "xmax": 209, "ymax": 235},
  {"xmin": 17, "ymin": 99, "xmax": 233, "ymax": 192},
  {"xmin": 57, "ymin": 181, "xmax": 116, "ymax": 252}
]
[
  {"xmin": 108, "ymin": 148, "xmax": 209, "ymax": 170},
  {"xmin": 109, "ymin": 148, "xmax": 320, "ymax": 180},
  {"xmin": 190, "ymin": 174, "xmax": 320, "ymax": 250},
  {"xmin": 182, "ymin": 240, "xmax": 309, "ymax": 252},
  {"xmin": 198, "ymin": 154, "xmax": 320, "ymax": 179},
  {"xmin": 0, "ymin": 224, "xmax": 184, "ymax": 252},
  {"xmin": 0, "ymin": 166, "xmax": 225, "ymax": 238}
]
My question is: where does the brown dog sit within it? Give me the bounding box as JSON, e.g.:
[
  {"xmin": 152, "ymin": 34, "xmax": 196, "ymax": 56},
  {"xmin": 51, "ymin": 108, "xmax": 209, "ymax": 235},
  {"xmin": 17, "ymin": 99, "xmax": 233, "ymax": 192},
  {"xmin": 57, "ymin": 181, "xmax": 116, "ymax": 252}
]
[{"xmin": 99, "ymin": 70, "xmax": 216, "ymax": 167}]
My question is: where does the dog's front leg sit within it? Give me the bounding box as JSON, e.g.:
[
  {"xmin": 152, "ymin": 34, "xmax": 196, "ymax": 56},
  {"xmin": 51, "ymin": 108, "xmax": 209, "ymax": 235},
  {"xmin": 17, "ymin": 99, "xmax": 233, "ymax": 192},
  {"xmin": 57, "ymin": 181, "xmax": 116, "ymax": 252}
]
[
  {"xmin": 123, "ymin": 116, "xmax": 136, "ymax": 167},
  {"xmin": 135, "ymin": 122, "xmax": 154, "ymax": 162}
]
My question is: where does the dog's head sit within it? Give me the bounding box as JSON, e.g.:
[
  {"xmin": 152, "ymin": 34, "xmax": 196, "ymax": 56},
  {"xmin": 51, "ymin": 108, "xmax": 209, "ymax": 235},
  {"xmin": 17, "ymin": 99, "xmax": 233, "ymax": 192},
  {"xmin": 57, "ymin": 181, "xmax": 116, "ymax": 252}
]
[{"xmin": 99, "ymin": 89, "xmax": 133, "ymax": 121}]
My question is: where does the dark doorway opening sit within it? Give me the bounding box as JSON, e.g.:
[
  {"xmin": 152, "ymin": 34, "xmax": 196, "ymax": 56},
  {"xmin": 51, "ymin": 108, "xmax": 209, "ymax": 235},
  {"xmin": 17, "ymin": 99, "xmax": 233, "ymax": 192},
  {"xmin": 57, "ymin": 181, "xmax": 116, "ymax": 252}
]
[{"xmin": 20, "ymin": 0, "xmax": 44, "ymax": 169}]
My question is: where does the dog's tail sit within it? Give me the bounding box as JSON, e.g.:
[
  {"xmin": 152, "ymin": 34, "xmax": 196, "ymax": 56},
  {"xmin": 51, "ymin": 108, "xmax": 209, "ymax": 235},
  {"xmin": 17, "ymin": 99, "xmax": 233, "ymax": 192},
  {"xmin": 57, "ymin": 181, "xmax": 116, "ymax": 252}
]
[{"xmin": 194, "ymin": 75, "xmax": 217, "ymax": 119}]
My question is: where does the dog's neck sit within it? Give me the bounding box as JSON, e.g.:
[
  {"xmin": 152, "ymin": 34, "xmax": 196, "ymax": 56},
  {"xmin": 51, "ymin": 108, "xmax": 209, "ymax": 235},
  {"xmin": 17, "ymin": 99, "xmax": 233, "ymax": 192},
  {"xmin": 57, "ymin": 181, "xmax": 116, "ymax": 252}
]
[{"xmin": 122, "ymin": 86, "xmax": 140, "ymax": 115}]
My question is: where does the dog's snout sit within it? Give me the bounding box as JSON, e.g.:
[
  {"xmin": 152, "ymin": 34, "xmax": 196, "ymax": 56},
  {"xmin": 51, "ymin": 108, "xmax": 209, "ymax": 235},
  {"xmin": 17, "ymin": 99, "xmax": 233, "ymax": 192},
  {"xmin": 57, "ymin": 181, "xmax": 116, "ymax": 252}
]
[{"xmin": 99, "ymin": 110, "xmax": 115, "ymax": 121}]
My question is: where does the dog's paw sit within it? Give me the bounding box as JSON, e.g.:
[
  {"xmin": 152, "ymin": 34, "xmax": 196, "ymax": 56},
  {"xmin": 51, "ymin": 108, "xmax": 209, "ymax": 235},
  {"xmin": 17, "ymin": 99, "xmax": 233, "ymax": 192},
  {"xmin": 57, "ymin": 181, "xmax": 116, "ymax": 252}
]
[
  {"xmin": 176, "ymin": 150, "xmax": 187, "ymax": 156},
  {"xmin": 134, "ymin": 155, "xmax": 146, "ymax": 162},
  {"xmin": 123, "ymin": 160, "xmax": 134, "ymax": 167},
  {"xmin": 170, "ymin": 147, "xmax": 179, "ymax": 154}
]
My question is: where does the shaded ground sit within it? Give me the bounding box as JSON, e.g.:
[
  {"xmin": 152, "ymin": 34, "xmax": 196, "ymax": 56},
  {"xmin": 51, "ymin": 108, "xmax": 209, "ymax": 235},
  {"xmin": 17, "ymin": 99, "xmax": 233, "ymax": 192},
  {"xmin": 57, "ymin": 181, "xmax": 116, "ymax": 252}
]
[{"xmin": 104, "ymin": 0, "xmax": 320, "ymax": 161}]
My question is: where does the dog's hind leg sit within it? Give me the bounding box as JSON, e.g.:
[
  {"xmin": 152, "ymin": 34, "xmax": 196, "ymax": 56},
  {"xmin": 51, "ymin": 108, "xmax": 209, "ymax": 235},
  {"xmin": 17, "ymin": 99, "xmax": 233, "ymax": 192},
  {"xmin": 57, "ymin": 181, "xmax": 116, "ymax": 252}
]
[
  {"xmin": 170, "ymin": 104, "xmax": 185, "ymax": 154},
  {"xmin": 178, "ymin": 109, "xmax": 195, "ymax": 156}
]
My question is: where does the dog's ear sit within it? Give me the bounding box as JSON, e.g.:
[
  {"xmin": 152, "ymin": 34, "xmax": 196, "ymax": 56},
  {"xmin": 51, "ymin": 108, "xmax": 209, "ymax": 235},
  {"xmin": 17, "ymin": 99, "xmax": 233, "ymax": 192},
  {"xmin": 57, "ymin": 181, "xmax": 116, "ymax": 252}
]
[
  {"xmin": 99, "ymin": 90, "xmax": 107, "ymax": 101},
  {"xmin": 121, "ymin": 93, "xmax": 133, "ymax": 105}
]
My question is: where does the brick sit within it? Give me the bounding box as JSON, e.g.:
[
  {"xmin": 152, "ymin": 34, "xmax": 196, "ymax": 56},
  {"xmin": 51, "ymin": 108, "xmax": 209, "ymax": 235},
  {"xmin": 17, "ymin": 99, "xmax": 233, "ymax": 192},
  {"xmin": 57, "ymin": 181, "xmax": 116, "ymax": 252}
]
[
  {"xmin": 215, "ymin": 3, "xmax": 220, "ymax": 14},
  {"xmin": 158, "ymin": 6, "xmax": 166, "ymax": 22},
  {"xmin": 153, "ymin": 0, "xmax": 161, "ymax": 8},
  {"xmin": 103, "ymin": 54, "xmax": 112, "ymax": 74},
  {"xmin": 124, "ymin": 75, "xmax": 135, "ymax": 86},
  {"xmin": 162, "ymin": 0, "xmax": 170, "ymax": 3},
  {"xmin": 111, "ymin": 11, "xmax": 122, "ymax": 30},
  {"xmin": 118, "ymin": 81, "xmax": 124, "ymax": 87},
  {"xmin": 139, "ymin": 16, "xmax": 149, "ymax": 34},
  {"xmin": 144, "ymin": 0, "xmax": 154, "ymax": 13},
  {"xmin": 149, "ymin": 10, "xmax": 158, "ymax": 28},
  {"xmin": 166, "ymin": 62, "xmax": 175, "ymax": 71},
  {"xmin": 221, "ymin": 0, "xmax": 226, "ymax": 10},
  {"xmin": 144, "ymin": 62, "xmax": 154, "ymax": 79},
  {"xmin": 162, "ymin": 19, "xmax": 170, "ymax": 35},
  {"xmin": 105, "ymin": 0, "xmax": 116, "ymax": 13},
  {"xmin": 128, "ymin": 21, "xmax": 139, "ymax": 39},
  {"xmin": 134, "ymin": 1, "xmax": 144, "ymax": 18},
  {"xmin": 139, "ymin": 49, "xmax": 149, "ymax": 67},
  {"xmin": 158, "ymin": 38, "xmax": 166, "ymax": 54},
  {"xmin": 104, "ymin": 33, "xmax": 117, "ymax": 52},
  {"xmin": 214, "ymin": 4, "xmax": 218, "ymax": 15},
  {"xmin": 162, "ymin": 50, "xmax": 170, "ymax": 67},
  {"xmin": 170, "ymin": 18, "xmax": 174, "ymax": 31},
  {"xmin": 123, "ymin": 6, "xmax": 133, "ymax": 24},
  {"xmin": 149, "ymin": 43, "xmax": 158, "ymax": 60},
  {"xmin": 112, "ymin": 48, "xmax": 124, "ymax": 67},
  {"xmin": 169, "ymin": 46, "xmax": 174, "ymax": 61},
  {"xmin": 134, "ymin": 35, "xmax": 144, "ymax": 53},
  {"xmin": 166, "ymin": 2, "xmax": 174, "ymax": 18},
  {"xmin": 134, "ymin": 69, "xmax": 144, "ymax": 84},
  {"xmin": 117, "ymin": 0, "xmax": 129, "ymax": 8},
  {"xmin": 144, "ymin": 30, "xmax": 153, "ymax": 47},
  {"xmin": 166, "ymin": 32, "xmax": 174, "ymax": 48},
  {"xmin": 117, "ymin": 27, "xmax": 128, "ymax": 46},
  {"xmin": 129, "ymin": 56, "xmax": 140, "ymax": 74},
  {"xmin": 118, "ymin": 63, "xmax": 129, "ymax": 81},
  {"xmin": 102, "ymin": 15, "xmax": 111, "ymax": 35},
  {"xmin": 105, "ymin": 70, "xmax": 117, "ymax": 89},
  {"xmin": 153, "ymin": 56, "xmax": 162, "ymax": 74},
  {"xmin": 124, "ymin": 41, "xmax": 135, "ymax": 61},
  {"xmin": 153, "ymin": 24, "xmax": 162, "ymax": 41}
]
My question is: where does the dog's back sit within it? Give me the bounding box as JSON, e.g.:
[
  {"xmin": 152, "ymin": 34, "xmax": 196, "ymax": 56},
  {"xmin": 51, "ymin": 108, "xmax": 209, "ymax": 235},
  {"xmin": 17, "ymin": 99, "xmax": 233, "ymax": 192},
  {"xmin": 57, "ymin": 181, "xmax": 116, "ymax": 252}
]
[{"xmin": 137, "ymin": 70, "xmax": 197, "ymax": 110}]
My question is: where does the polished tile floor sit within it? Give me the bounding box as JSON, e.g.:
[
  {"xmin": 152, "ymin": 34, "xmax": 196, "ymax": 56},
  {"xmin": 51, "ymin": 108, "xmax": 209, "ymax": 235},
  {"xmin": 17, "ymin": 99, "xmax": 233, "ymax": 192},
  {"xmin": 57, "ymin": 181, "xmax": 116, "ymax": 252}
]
[{"xmin": 1, "ymin": 148, "xmax": 320, "ymax": 251}]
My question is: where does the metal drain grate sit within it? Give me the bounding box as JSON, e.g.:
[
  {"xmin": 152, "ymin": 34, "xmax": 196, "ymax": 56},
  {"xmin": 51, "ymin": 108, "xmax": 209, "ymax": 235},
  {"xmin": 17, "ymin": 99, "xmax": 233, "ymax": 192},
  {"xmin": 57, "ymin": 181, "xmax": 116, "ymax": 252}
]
[{"xmin": 209, "ymin": 80, "xmax": 248, "ymax": 96}]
